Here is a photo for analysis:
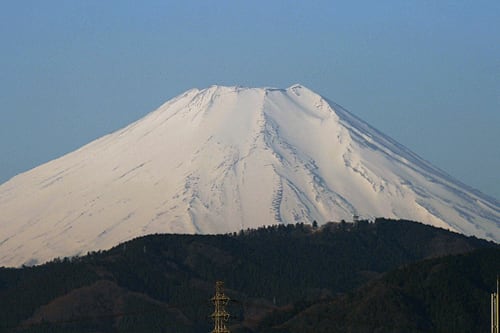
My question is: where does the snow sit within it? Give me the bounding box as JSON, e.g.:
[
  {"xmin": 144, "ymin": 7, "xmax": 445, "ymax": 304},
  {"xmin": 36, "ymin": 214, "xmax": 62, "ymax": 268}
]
[{"xmin": 0, "ymin": 84, "xmax": 498, "ymax": 267}]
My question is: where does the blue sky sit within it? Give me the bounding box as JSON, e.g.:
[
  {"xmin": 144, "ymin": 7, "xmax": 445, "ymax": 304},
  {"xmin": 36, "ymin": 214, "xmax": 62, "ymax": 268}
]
[{"xmin": 1, "ymin": 1, "xmax": 499, "ymax": 199}]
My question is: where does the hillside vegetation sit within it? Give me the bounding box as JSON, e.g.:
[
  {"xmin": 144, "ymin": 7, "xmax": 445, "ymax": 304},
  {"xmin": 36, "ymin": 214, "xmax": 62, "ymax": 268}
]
[{"xmin": 0, "ymin": 218, "xmax": 497, "ymax": 333}]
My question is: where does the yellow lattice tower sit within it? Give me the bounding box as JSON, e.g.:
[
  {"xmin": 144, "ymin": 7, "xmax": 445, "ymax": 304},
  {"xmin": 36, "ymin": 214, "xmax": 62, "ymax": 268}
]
[{"xmin": 211, "ymin": 281, "xmax": 230, "ymax": 333}]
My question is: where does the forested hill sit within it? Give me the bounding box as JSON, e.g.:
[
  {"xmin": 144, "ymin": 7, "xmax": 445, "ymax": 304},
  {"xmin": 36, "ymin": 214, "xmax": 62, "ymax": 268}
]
[
  {"xmin": 0, "ymin": 218, "xmax": 497, "ymax": 333},
  {"xmin": 260, "ymin": 247, "xmax": 500, "ymax": 333}
]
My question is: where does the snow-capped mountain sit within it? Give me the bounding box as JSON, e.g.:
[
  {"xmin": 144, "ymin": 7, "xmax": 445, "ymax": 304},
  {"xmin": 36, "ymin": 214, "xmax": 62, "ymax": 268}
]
[{"xmin": 0, "ymin": 84, "xmax": 498, "ymax": 267}]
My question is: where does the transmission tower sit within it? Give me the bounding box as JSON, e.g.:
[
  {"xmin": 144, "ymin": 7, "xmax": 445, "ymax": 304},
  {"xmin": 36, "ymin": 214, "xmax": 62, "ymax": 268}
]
[
  {"xmin": 211, "ymin": 281, "xmax": 230, "ymax": 333},
  {"xmin": 493, "ymin": 276, "xmax": 499, "ymax": 333}
]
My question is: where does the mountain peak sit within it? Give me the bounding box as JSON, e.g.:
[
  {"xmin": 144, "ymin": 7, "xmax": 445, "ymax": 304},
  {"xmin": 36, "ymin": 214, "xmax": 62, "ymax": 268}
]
[
  {"xmin": 198, "ymin": 83, "xmax": 314, "ymax": 94},
  {"xmin": 0, "ymin": 85, "xmax": 498, "ymax": 267}
]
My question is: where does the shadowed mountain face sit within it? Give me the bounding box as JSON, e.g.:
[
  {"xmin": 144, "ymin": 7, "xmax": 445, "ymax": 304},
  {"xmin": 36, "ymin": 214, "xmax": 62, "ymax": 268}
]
[
  {"xmin": 0, "ymin": 84, "xmax": 498, "ymax": 266},
  {"xmin": 260, "ymin": 247, "xmax": 500, "ymax": 333},
  {"xmin": 0, "ymin": 219, "xmax": 497, "ymax": 333}
]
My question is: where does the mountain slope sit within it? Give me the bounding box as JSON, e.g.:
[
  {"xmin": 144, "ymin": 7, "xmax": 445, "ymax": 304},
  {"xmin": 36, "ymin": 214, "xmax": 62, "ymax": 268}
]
[
  {"xmin": 0, "ymin": 84, "xmax": 498, "ymax": 266},
  {"xmin": 261, "ymin": 247, "xmax": 500, "ymax": 333},
  {"xmin": 0, "ymin": 220, "xmax": 496, "ymax": 333}
]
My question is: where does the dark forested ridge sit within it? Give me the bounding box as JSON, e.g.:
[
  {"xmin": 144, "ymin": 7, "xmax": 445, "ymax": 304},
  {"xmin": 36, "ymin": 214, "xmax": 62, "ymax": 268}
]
[
  {"xmin": 0, "ymin": 218, "xmax": 497, "ymax": 333},
  {"xmin": 260, "ymin": 247, "xmax": 500, "ymax": 333}
]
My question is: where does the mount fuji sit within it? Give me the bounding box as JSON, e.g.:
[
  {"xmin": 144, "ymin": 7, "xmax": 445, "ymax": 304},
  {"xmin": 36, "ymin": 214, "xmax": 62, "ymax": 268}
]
[{"xmin": 0, "ymin": 84, "xmax": 498, "ymax": 267}]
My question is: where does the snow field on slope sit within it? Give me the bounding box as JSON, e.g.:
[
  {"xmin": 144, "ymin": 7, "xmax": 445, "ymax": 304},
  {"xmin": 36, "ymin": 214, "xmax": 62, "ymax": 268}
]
[{"xmin": 0, "ymin": 84, "xmax": 498, "ymax": 267}]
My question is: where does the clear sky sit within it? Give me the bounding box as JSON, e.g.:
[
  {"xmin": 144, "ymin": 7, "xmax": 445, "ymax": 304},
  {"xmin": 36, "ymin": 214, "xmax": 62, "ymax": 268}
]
[{"xmin": 1, "ymin": 1, "xmax": 499, "ymax": 199}]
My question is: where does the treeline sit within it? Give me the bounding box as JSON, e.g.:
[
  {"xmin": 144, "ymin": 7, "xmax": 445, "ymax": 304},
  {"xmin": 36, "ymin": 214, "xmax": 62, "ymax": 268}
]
[{"xmin": 0, "ymin": 218, "xmax": 497, "ymax": 333}]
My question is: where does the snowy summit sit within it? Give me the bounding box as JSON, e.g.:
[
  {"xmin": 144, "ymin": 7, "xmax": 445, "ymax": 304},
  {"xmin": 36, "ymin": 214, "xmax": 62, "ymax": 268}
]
[{"xmin": 0, "ymin": 84, "xmax": 498, "ymax": 267}]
